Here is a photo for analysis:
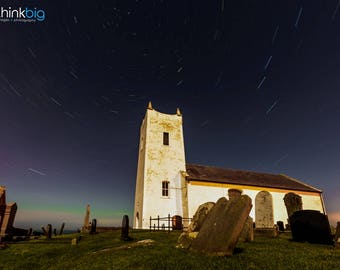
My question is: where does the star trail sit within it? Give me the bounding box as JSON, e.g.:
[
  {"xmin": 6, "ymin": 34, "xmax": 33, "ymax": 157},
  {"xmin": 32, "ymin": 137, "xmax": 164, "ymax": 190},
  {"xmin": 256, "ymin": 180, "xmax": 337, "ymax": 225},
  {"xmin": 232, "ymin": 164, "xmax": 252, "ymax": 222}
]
[{"xmin": 0, "ymin": 0, "xmax": 339, "ymax": 229}]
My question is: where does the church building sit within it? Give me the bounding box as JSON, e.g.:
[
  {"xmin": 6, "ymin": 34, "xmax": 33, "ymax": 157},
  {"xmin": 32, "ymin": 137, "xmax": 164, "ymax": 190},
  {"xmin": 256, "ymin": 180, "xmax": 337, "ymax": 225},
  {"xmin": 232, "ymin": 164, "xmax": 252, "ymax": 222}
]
[{"xmin": 133, "ymin": 103, "xmax": 326, "ymax": 229}]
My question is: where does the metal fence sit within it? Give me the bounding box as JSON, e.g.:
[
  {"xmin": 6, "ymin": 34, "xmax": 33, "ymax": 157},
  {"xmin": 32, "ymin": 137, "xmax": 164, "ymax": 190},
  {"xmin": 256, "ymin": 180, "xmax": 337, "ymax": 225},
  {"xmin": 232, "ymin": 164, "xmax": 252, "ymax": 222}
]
[{"xmin": 149, "ymin": 214, "xmax": 192, "ymax": 231}]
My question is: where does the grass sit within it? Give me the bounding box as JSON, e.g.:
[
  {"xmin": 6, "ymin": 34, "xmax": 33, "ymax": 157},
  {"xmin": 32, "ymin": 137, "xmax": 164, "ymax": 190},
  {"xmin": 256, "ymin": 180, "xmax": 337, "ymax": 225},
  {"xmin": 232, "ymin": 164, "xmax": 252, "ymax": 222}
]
[{"xmin": 1, "ymin": 230, "xmax": 339, "ymax": 270}]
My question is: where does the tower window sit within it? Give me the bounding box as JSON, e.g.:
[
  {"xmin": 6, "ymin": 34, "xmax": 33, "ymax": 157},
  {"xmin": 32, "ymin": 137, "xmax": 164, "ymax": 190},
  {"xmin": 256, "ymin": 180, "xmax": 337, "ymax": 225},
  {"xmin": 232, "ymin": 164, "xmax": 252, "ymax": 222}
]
[
  {"xmin": 162, "ymin": 181, "xmax": 169, "ymax": 196},
  {"xmin": 163, "ymin": 132, "xmax": 169, "ymax": 145}
]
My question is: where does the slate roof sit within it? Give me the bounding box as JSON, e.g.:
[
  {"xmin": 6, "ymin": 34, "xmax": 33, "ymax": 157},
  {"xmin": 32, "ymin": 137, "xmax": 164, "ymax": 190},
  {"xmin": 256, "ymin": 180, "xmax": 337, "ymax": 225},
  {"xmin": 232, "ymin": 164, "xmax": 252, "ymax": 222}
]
[{"xmin": 186, "ymin": 164, "xmax": 322, "ymax": 193}]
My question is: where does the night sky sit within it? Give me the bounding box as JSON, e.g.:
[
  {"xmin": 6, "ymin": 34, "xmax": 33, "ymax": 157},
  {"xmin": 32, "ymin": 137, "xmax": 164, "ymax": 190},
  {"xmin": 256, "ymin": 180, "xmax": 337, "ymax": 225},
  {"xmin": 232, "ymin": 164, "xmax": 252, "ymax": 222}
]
[{"xmin": 1, "ymin": 0, "xmax": 339, "ymax": 229}]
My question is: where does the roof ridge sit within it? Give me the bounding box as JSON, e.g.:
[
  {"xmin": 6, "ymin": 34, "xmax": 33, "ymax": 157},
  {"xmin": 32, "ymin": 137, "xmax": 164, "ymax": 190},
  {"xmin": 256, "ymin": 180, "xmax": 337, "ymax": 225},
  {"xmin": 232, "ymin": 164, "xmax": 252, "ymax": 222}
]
[
  {"xmin": 186, "ymin": 163, "xmax": 281, "ymax": 178},
  {"xmin": 279, "ymin": 174, "xmax": 322, "ymax": 193}
]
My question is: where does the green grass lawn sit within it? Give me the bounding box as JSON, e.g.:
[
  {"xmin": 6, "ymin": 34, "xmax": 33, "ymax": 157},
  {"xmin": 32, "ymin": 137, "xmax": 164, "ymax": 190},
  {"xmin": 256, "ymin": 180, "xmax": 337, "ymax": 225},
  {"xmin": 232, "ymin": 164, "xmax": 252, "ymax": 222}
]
[{"xmin": 1, "ymin": 230, "xmax": 339, "ymax": 270}]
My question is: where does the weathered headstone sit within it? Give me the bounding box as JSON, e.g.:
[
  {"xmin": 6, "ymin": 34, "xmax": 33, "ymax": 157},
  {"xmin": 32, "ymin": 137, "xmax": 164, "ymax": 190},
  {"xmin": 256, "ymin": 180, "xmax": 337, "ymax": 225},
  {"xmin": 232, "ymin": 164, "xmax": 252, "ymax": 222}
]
[
  {"xmin": 187, "ymin": 202, "xmax": 215, "ymax": 233},
  {"xmin": 0, "ymin": 202, "xmax": 17, "ymax": 237},
  {"xmin": 277, "ymin": 221, "xmax": 285, "ymax": 231},
  {"xmin": 255, "ymin": 191, "xmax": 274, "ymax": 228},
  {"xmin": 190, "ymin": 195, "xmax": 252, "ymax": 256},
  {"xmin": 46, "ymin": 224, "xmax": 52, "ymax": 239},
  {"xmin": 59, "ymin": 222, "xmax": 65, "ymax": 235},
  {"xmin": 228, "ymin": 189, "xmax": 242, "ymax": 200},
  {"xmin": 121, "ymin": 215, "xmax": 131, "ymax": 241},
  {"xmin": 90, "ymin": 219, "xmax": 97, "ymax": 234},
  {"xmin": 289, "ymin": 210, "xmax": 333, "ymax": 245},
  {"xmin": 283, "ymin": 192, "xmax": 303, "ymax": 220},
  {"xmin": 81, "ymin": 204, "xmax": 91, "ymax": 232},
  {"xmin": 228, "ymin": 189, "xmax": 253, "ymax": 242},
  {"xmin": 239, "ymin": 217, "xmax": 254, "ymax": 242}
]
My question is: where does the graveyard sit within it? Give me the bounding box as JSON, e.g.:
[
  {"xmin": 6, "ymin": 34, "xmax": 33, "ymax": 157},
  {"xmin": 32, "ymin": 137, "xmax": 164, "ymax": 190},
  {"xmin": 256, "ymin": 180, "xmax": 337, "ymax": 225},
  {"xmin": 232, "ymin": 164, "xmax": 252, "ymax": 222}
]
[{"xmin": 1, "ymin": 229, "xmax": 340, "ymax": 270}]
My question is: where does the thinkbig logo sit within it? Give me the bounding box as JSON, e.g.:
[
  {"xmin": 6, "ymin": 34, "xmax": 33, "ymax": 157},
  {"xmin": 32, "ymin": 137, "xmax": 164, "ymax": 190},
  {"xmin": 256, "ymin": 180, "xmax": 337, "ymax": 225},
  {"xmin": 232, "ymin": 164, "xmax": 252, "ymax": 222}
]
[{"xmin": 0, "ymin": 6, "xmax": 46, "ymax": 22}]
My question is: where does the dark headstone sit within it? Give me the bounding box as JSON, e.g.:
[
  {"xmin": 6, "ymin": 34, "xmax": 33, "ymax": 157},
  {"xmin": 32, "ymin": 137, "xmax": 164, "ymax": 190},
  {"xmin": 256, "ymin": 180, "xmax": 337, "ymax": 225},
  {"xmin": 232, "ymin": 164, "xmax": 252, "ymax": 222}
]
[
  {"xmin": 284, "ymin": 192, "xmax": 303, "ymax": 220},
  {"xmin": 187, "ymin": 202, "xmax": 215, "ymax": 233},
  {"xmin": 59, "ymin": 222, "xmax": 65, "ymax": 235},
  {"xmin": 289, "ymin": 210, "xmax": 333, "ymax": 245},
  {"xmin": 46, "ymin": 224, "xmax": 52, "ymax": 239},
  {"xmin": 277, "ymin": 221, "xmax": 285, "ymax": 231},
  {"xmin": 121, "ymin": 215, "xmax": 131, "ymax": 241},
  {"xmin": 190, "ymin": 195, "xmax": 252, "ymax": 256},
  {"xmin": 90, "ymin": 219, "xmax": 97, "ymax": 234},
  {"xmin": 172, "ymin": 215, "xmax": 183, "ymax": 230}
]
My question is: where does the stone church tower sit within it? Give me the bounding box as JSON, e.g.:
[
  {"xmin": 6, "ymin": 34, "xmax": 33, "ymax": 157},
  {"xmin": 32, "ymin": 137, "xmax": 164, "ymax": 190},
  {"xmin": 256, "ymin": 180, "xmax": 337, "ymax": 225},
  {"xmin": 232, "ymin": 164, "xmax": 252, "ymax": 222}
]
[{"xmin": 133, "ymin": 102, "xmax": 186, "ymax": 229}]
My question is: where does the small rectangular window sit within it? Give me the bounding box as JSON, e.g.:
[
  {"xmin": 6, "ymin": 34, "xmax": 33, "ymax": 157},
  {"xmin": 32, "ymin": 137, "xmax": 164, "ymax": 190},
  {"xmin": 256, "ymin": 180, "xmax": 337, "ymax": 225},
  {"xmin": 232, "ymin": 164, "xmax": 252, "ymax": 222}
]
[
  {"xmin": 162, "ymin": 181, "xmax": 169, "ymax": 196},
  {"xmin": 163, "ymin": 132, "xmax": 169, "ymax": 145}
]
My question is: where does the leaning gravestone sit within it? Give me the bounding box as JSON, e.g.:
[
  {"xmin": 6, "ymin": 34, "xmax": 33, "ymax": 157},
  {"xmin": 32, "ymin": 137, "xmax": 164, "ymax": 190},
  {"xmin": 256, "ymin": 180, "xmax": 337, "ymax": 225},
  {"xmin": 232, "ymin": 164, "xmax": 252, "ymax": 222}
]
[
  {"xmin": 283, "ymin": 192, "xmax": 303, "ymax": 220},
  {"xmin": 190, "ymin": 195, "xmax": 252, "ymax": 256},
  {"xmin": 187, "ymin": 202, "xmax": 215, "ymax": 233},
  {"xmin": 90, "ymin": 219, "xmax": 97, "ymax": 234},
  {"xmin": 121, "ymin": 215, "xmax": 130, "ymax": 241},
  {"xmin": 289, "ymin": 210, "xmax": 333, "ymax": 245},
  {"xmin": 59, "ymin": 222, "xmax": 65, "ymax": 235}
]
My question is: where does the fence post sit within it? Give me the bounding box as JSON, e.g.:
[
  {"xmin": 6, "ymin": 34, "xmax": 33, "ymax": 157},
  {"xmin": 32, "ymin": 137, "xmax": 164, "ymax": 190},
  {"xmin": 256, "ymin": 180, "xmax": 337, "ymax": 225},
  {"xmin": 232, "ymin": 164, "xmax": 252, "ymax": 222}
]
[
  {"xmin": 168, "ymin": 214, "xmax": 170, "ymax": 232},
  {"xmin": 157, "ymin": 215, "xmax": 160, "ymax": 230},
  {"xmin": 150, "ymin": 216, "xmax": 151, "ymax": 231}
]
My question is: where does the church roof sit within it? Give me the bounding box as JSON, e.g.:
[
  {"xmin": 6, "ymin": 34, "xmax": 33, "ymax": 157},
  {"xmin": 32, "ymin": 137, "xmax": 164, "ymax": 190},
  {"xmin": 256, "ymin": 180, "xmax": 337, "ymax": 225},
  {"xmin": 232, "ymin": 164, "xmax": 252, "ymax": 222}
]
[{"xmin": 186, "ymin": 164, "xmax": 322, "ymax": 193}]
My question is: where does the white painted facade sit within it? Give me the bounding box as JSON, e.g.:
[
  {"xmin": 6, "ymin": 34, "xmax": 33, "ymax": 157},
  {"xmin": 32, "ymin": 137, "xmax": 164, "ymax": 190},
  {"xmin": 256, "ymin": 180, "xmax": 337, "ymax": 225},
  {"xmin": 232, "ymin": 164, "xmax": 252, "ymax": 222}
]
[
  {"xmin": 186, "ymin": 182, "xmax": 324, "ymax": 226},
  {"xmin": 133, "ymin": 104, "xmax": 186, "ymax": 229},
  {"xmin": 133, "ymin": 105, "xmax": 325, "ymax": 229}
]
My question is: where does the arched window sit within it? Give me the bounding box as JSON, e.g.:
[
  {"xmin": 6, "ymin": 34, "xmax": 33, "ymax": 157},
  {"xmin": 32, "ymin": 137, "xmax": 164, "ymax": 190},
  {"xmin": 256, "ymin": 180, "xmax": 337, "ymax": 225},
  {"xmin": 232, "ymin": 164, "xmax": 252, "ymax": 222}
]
[{"xmin": 162, "ymin": 181, "xmax": 169, "ymax": 196}]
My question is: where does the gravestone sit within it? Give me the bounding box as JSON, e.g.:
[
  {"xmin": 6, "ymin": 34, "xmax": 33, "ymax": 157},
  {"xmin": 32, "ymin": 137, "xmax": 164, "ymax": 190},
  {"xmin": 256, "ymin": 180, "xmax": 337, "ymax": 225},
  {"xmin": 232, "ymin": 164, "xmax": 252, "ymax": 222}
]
[
  {"xmin": 121, "ymin": 215, "xmax": 131, "ymax": 241},
  {"xmin": 53, "ymin": 228, "xmax": 57, "ymax": 237},
  {"xmin": 41, "ymin": 226, "xmax": 47, "ymax": 236},
  {"xmin": 335, "ymin": 222, "xmax": 340, "ymax": 242},
  {"xmin": 239, "ymin": 217, "xmax": 254, "ymax": 242},
  {"xmin": 289, "ymin": 210, "xmax": 333, "ymax": 245},
  {"xmin": 190, "ymin": 195, "xmax": 252, "ymax": 256},
  {"xmin": 82, "ymin": 204, "xmax": 91, "ymax": 232},
  {"xmin": 90, "ymin": 219, "xmax": 97, "ymax": 234},
  {"xmin": 0, "ymin": 202, "xmax": 17, "ymax": 237},
  {"xmin": 187, "ymin": 202, "xmax": 215, "ymax": 233},
  {"xmin": 172, "ymin": 215, "xmax": 183, "ymax": 230},
  {"xmin": 46, "ymin": 224, "xmax": 52, "ymax": 239},
  {"xmin": 283, "ymin": 192, "xmax": 303, "ymax": 220},
  {"xmin": 59, "ymin": 222, "xmax": 65, "ymax": 235},
  {"xmin": 228, "ymin": 189, "xmax": 253, "ymax": 242},
  {"xmin": 228, "ymin": 189, "xmax": 242, "ymax": 200},
  {"xmin": 277, "ymin": 221, "xmax": 285, "ymax": 231},
  {"xmin": 255, "ymin": 191, "xmax": 274, "ymax": 228}
]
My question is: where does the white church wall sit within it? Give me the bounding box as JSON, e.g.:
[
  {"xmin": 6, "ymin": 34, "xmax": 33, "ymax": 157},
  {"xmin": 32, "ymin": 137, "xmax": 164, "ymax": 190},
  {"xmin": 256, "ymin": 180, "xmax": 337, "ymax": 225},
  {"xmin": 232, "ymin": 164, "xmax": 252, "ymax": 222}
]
[{"xmin": 187, "ymin": 182, "xmax": 324, "ymax": 225}]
